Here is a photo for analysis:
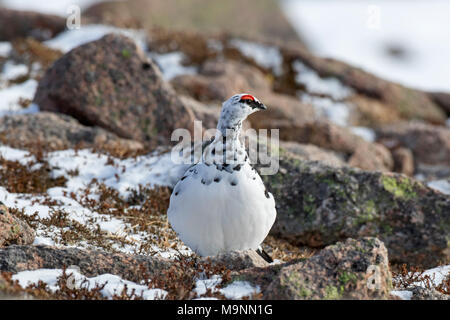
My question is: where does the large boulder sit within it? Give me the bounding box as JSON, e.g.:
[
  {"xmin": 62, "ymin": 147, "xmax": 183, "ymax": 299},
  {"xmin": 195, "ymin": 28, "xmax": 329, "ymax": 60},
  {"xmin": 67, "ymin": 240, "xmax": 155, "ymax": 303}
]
[
  {"xmin": 262, "ymin": 152, "xmax": 450, "ymax": 267},
  {"xmin": 235, "ymin": 238, "xmax": 391, "ymax": 300},
  {"xmin": 376, "ymin": 122, "xmax": 450, "ymax": 166},
  {"xmin": 0, "ymin": 203, "xmax": 35, "ymax": 248},
  {"xmin": 0, "ymin": 8, "xmax": 65, "ymax": 41},
  {"xmin": 0, "ymin": 112, "xmax": 143, "ymax": 155},
  {"xmin": 34, "ymin": 34, "xmax": 195, "ymax": 149}
]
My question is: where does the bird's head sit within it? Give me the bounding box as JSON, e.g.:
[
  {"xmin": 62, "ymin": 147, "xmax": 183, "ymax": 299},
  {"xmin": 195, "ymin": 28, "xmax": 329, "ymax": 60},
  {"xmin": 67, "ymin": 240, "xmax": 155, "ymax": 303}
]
[{"xmin": 217, "ymin": 93, "xmax": 266, "ymax": 135}]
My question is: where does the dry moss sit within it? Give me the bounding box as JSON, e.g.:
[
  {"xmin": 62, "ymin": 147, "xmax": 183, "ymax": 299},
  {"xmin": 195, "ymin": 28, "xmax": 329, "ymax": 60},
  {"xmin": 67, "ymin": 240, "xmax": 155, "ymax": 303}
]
[{"xmin": 0, "ymin": 157, "xmax": 66, "ymax": 194}]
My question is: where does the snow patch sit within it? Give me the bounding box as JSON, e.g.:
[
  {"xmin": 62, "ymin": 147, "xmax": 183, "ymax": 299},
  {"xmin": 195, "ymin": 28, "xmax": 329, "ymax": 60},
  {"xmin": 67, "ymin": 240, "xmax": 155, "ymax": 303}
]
[
  {"xmin": 0, "ymin": 42, "xmax": 12, "ymax": 58},
  {"xmin": 193, "ymin": 276, "xmax": 260, "ymax": 299},
  {"xmin": 0, "ymin": 145, "xmax": 35, "ymax": 164},
  {"xmin": 220, "ymin": 281, "xmax": 261, "ymax": 300},
  {"xmin": 391, "ymin": 290, "xmax": 413, "ymax": 300},
  {"xmin": 12, "ymin": 268, "xmax": 167, "ymax": 300},
  {"xmin": 194, "ymin": 275, "xmax": 222, "ymax": 297},
  {"xmin": 0, "ymin": 79, "xmax": 39, "ymax": 117},
  {"xmin": 427, "ymin": 179, "xmax": 450, "ymax": 195},
  {"xmin": 1, "ymin": 61, "xmax": 29, "ymax": 81},
  {"xmin": 293, "ymin": 60, "xmax": 353, "ymax": 100},
  {"xmin": 350, "ymin": 127, "xmax": 376, "ymax": 142},
  {"xmin": 391, "ymin": 264, "xmax": 450, "ymax": 300},
  {"xmin": 45, "ymin": 24, "xmax": 148, "ymax": 53},
  {"xmin": 47, "ymin": 149, "xmax": 184, "ymax": 197},
  {"xmin": 229, "ymin": 39, "xmax": 283, "ymax": 75},
  {"xmin": 301, "ymin": 95, "xmax": 350, "ymax": 126},
  {"xmin": 150, "ymin": 52, "xmax": 197, "ymax": 81}
]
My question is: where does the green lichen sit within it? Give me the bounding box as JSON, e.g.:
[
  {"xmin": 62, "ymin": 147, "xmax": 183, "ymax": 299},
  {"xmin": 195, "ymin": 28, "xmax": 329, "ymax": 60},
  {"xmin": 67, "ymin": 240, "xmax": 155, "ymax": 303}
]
[
  {"xmin": 381, "ymin": 224, "xmax": 393, "ymax": 235},
  {"xmin": 381, "ymin": 176, "xmax": 416, "ymax": 199},
  {"xmin": 302, "ymin": 194, "xmax": 316, "ymax": 219},
  {"xmin": 121, "ymin": 49, "xmax": 131, "ymax": 59},
  {"xmin": 338, "ymin": 271, "xmax": 358, "ymax": 285},
  {"xmin": 298, "ymin": 286, "xmax": 312, "ymax": 298},
  {"xmin": 324, "ymin": 285, "xmax": 341, "ymax": 300}
]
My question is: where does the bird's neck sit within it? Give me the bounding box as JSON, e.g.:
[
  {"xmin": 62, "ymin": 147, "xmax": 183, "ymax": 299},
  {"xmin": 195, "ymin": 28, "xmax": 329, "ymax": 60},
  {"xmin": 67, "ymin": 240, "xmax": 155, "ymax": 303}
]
[
  {"xmin": 203, "ymin": 130, "xmax": 247, "ymax": 166},
  {"xmin": 217, "ymin": 113, "xmax": 244, "ymax": 141}
]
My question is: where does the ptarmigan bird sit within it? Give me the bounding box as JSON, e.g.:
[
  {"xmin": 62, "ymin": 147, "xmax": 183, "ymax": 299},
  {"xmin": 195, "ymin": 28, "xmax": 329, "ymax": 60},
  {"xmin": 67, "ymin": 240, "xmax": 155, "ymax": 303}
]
[{"xmin": 167, "ymin": 93, "xmax": 277, "ymax": 261}]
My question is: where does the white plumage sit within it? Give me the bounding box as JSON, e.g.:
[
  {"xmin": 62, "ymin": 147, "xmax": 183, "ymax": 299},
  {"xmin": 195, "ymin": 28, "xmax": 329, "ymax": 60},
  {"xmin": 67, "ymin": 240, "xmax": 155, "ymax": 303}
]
[{"xmin": 167, "ymin": 94, "xmax": 277, "ymax": 257}]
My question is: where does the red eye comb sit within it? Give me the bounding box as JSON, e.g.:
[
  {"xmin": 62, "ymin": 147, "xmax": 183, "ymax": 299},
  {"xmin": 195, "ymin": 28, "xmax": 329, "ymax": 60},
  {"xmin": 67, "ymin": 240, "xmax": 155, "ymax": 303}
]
[{"xmin": 240, "ymin": 94, "xmax": 255, "ymax": 101}]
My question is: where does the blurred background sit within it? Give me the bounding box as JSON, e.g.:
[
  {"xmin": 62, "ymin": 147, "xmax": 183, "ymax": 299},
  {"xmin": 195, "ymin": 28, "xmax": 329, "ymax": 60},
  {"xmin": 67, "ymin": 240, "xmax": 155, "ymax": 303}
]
[{"xmin": 1, "ymin": 0, "xmax": 449, "ymax": 92}]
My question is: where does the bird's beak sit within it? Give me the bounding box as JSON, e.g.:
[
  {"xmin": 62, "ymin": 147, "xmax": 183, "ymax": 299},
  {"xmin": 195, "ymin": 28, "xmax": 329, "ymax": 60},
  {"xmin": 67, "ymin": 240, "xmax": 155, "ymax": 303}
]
[
  {"xmin": 258, "ymin": 103, "xmax": 267, "ymax": 110},
  {"xmin": 253, "ymin": 101, "xmax": 267, "ymax": 110}
]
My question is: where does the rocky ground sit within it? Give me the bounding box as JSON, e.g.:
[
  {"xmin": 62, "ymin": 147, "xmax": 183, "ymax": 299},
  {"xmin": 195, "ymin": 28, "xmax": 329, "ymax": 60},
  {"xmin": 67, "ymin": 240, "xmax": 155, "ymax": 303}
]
[{"xmin": 0, "ymin": 1, "xmax": 449, "ymax": 300}]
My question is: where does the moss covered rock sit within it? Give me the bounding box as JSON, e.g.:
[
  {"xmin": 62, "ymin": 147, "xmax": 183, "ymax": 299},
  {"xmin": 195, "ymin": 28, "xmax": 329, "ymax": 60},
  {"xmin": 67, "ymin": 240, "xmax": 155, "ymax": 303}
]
[
  {"xmin": 262, "ymin": 152, "xmax": 450, "ymax": 267},
  {"xmin": 236, "ymin": 238, "xmax": 391, "ymax": 300}
]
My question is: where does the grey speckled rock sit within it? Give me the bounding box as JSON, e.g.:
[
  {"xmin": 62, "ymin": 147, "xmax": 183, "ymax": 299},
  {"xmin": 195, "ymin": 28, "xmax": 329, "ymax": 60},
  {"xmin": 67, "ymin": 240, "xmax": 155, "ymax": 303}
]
[
  {"xmin": 0, "ymin": 112, "xmax": 143, "ymax": 153},
  {"xmin": 411, "ymin": 286, "xmax": 449, "ymax": 300},
  {"xmin": 34, "ymin": 34, "xmax": 195, "ymax": 149},
  {"xmin": 205, "ymin": 250, "xmax": 269, "ymax": 271},
  {"xmin": 262, "ymin": 152, "xmax": 450, "ymax": 268},
  {"xmin": 0, "ymin": 245, "xmax": 171, "ymax": 283},
  {"xmin": 235, "ymin": 238, "xmax": 391, "ymax": 300}
]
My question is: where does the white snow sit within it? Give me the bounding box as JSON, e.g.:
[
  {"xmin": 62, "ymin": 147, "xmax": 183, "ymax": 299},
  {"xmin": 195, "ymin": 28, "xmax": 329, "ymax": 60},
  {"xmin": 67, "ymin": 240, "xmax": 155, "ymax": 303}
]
[
  {"xmin": 350, "ymin": 127, "xmax": 376, "ymax": 143},
  {"xmin": 220, "ymin": 281, "xmax": 261, "ymax": 300},
  {"xmin": 293, "ymin": 60, "xmax": 353, "ymax": 100},
  {"xmin": 12, "ymin": 268, "xmax": 167, "ymax": 300},
  {"xmin": 194, "ymin": 275, "xmax": 222, "ymax": 297},
  {"xmin": 282, "ymin": 0, "xmax": 450, "ymax": 92},
  {"xmin": 33, "ymin": 236, "xmax": 56, "ymax": 246},
  {"xmin": 301, "ymin": 95, "xmax": 350, "ymax": 127},
  {"xmin": 391, "ymin": 264, "xmax": 450, "ymax": 300},
  {"xmin": 0, "ymin": 145, "xmax": 34, "ymax": 164},
  {"xmin": 47, "ymin": 149, "xmax": 183, "ymax": 197},
  {"xmin": 0, "ymin": 0, "xmax": 112, "ymax": 16},
  {"xmin": 420, "ymin": 265, "xmax": 450, "ymax": 287},
  {"xmin": 150, "ymin": 52, "xmax": 197, "ymax": 81},
  {"xmin": 427, "ymin": 180, "xmax": 450, "ymax": 195},
  {"xmin": 1, "ymin": 61, "xmax": 29, "ymax": 81},
  {"xmin": 390, "ymin": 290, "xmax": 413, "ymax": 300},
  {"xmin": 194, "ymin": 276, "xmax": 260, "ymax": 299},
  {"xmin": 229, "ymin": 39, "xmax": 283, "ymax": 75},
  {"xmin": 0, "ymin": 42, "xmax": 12, "ymax": 58},
  {"xmin": 0, "ymin": 79, "xmax": 39, "ymax": 117},
  {"xmin": 0, "ymin": 144, "xmax": 191, "ymax": 257},
  {"xmin": 44, "ymin": 24, "xmax": 148, "ymax": 53}
]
